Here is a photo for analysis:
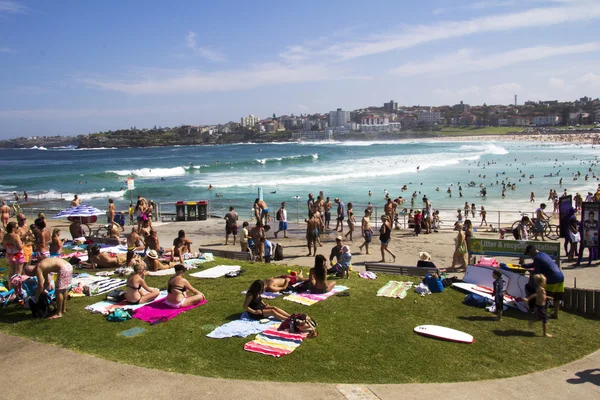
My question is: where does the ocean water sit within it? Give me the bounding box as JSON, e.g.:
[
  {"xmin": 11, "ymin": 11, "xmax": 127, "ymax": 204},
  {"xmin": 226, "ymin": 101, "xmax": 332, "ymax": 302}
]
[{"xmin": 1, "ymin": 140, "xmax": 598, "ymax": 220}]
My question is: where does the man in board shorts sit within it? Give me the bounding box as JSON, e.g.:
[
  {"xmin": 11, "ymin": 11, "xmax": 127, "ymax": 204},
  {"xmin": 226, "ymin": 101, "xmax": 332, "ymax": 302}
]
[{"xmin": 524, "ymin": 245, "xmax": 564, "ymax": 319}]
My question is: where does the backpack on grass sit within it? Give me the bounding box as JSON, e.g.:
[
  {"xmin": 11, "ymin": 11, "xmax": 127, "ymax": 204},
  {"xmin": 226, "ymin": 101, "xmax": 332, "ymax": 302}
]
[
  {"xmin": 29, "ymin": 292, "xmax": 54, "ymax": 319},
  {"xmin": 278, "ymin": 313, "xmax": 318, "ymax": 338},
  {"xmin": 274, "ymin": 244, "xmax": 284, "ymax": 261}
]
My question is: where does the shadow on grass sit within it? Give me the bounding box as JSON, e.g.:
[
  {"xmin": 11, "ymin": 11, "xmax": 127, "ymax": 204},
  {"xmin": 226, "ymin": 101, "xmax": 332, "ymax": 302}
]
[
  {"xmin": 0, "ymin": 306, "xmax": 31, "ymax": 324},
  {"xmin": 493, "ymin": 329, "xmax": 536, "ymax": 337},
  {"xmin": 566, "ymin": 368, "xmax": 600, "ymax": 386},
  {"xmin": 224, "ymin": 312, "xmax": 242, "ymax": 321},
  {"xmin": 458, "ymin": 315, "xmax": 498, "ymax": 322}
]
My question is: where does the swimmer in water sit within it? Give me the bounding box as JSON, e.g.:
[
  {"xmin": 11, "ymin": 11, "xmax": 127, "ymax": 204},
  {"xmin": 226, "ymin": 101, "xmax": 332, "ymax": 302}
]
[{"xmin": 208, "ymin": 184, "xmax": 213, "ymax": 190}]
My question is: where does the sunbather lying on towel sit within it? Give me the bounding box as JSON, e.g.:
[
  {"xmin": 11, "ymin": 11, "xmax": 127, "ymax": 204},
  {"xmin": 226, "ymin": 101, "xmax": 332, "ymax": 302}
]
[
  {"xmin": 165, "ymin": 264, "xmax": 205, "ymax": 309},
  {"xmin": 244, "ymin": 280, "xmax": 290, "ymax": 321},
  {"xmin": 126, "ymin": 262, "xmax": 160, "ymax": 305},
  {"xmin": 85, "ymin": 244, "xmax": 127, "ymax": 269},
  {"xmin": 263, "ymin": 271, "xmax": 308, "ymax": 292}
]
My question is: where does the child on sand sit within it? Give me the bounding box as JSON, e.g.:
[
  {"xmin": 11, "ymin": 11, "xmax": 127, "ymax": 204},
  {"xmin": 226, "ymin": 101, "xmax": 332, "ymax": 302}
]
[{"xmin": 525, "ymin": 274, "xmax": 553, "ymax": 338}]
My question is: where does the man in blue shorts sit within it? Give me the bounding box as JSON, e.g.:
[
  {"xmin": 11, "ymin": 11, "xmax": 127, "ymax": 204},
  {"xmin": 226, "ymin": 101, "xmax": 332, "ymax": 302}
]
[{"xmin": 274, "ymin": 202, "xmax": 288, "ymax": 238}]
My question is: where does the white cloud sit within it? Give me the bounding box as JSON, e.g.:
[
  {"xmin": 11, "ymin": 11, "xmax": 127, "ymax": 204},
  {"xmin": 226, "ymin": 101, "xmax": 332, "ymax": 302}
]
[
  {"xmin": 185, "ymin": 31, "xmax": 226, "ymax": 62},
  {"xmin": 0, "ymin": 1, "xmax": 26, "ymax": 13},
  {"xmin": 549, "ymin": 77, "xmax": 566, "ymax": 89},
  {"xmin": 81, "ymin": 63, "xmax": 368, "ymax": 95},
  {"xmin": 576, "ymin": 72, "xmax": 600, "ymax": 86},
  {"xmin": 306, "ymin": 3, "xmax": 600, "ymax": 62},
  {"xmin": 468, "ymin": 1, "xmax": 516, "ymax": 10},
  {"xmin": 390, "ymin": 43, "xmax": 600, "ymax": 76}
]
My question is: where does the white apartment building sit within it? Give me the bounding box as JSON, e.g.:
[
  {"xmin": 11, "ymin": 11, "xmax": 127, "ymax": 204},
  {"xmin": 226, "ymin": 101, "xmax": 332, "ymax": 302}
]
[
  {"xmin": 241, "ymin": 114, "xmax": 260, "ymax": 127},
  {"xmin": 417, "ymin": 111, "xmax": 441, "ymax": 125},
  {"xmin": 328, "ymin": 108, "xmax": 351, "ymax": 127},
  {"xmin": 532, "ymin": 115, "xmax": 558, "ymax": 126}
]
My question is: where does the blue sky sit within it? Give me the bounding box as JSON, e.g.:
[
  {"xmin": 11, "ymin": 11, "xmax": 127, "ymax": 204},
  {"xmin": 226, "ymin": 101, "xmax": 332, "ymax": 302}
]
[{"xmin": 0, "ymin": 0, "xmax": 599, "ymax": 138}]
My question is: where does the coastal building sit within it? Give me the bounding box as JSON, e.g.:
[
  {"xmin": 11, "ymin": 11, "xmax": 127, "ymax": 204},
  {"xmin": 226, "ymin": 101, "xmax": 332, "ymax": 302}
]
[
  {"xmin": 328, "ymin": 108, "xmax": 351, "ymax": 127},
  {"xmin": 532, "ymin": 115, "xmax": 558, "ymax": 126},
  {"xmin": 383, "ymin": 100, "xmax": 398, "ymax": 112},
  {"xmin": 241, "ymin": 114, "xmax": 260, "ymax": 128},
  {"xmin": 595, "ymin": 110, "xmax": 600, "ymax": 123},
  {"xmin": 359, "ymin": 114, "xmax": 400, "ymax": 132},
  {"xmin": 416, "ymin": 110, "xmax": 441, "ymax": 126},
  {"xmin": 454, "ymin": 101, "xmax": 471, "ymax": 113}
]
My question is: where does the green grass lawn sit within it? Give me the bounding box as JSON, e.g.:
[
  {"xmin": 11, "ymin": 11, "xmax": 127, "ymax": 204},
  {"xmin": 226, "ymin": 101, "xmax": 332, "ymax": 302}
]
[{"xmin": 1, "ymin": 259, "xmax": 598, "ymax": 384}]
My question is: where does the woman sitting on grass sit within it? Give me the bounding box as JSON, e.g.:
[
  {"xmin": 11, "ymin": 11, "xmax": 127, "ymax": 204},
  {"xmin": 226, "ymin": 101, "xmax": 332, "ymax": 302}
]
[
  {"xmin": 309, "ymin": 254, "xmax": 336, "ymax": 293},
  {"xmin": 126, "ymin": 262, "xmax": 160, "ymax": 305},
  {"xmin": 165, "ymin": 264, "xmax": 205, "ymax": 309},
  {"xmin": 144, "ymin": 249, "xmax": 171, "ymax": 272},
  {"xmin": 244, "ymin": 279, "xmax": 290, "ymax": 321}
]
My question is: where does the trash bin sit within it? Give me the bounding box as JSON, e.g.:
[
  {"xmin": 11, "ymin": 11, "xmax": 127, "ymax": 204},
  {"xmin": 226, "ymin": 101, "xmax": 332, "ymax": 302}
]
[
  {"xmin": 176, "ymin": 201, "xmax": 186, "ymax": 221},
  {"xmin": 186, "ymin": 202, "xmax": 198, "ymax": 221},
  {"xmin": 197, "ymin": 200, "xmax": 208, "ymax": 220}
]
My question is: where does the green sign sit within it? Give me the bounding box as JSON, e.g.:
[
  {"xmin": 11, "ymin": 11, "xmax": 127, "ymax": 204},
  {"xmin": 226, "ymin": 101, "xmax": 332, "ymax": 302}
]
[{"xmin": 470, "ymin": 238, "xmax": 560, "ymax": 263}]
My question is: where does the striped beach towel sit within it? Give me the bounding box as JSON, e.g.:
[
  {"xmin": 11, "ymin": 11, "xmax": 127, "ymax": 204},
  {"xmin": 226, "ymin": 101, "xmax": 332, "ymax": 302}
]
[
  {"xmin": 283, "ymin": 285, "xmax": 348, "ymax": 306},
  {"xmin": 244, "ymin": 327, "xmax": 307, "ymax": 357},
  {"xmin": 86, "ymin": 278, "xmax": 126, "ymax": 296},
  {"xmin": 377, "ymin": 281, "xmax": 413, "ymax": 299}
]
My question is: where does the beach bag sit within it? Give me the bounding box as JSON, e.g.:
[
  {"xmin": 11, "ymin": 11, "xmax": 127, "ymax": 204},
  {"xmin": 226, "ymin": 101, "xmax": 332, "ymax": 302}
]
[
  {"xmin": 279, "ymin": 313, "xmax": 318, "ymax": 338},
  {"xmin": 274, "ymin": 244, "xmax": 284, "ymax": 261},
  {"xmin": 569, "ymin": 231, "xmax": 581, "ymax": 243},
  {"xmin": 463, "ymin": 293, "xmax": 489, "ymax": 308},
  {"xmin": 29, "ymin": 292, "xmax": 53, "ymax": 318},
  {"xmin": 107, "ymin": 308, "xmax": 131, "ymax": 322},
  {"xmin": 512, "ymin": 227, "xmax": 520, "ymax": 240},
  {"xmin": 105, "ymin": 289, "xmax": 126, "ymax": 303},
  {"xmin": 458, "ymin": 241, "xmax": 467, "ymax": 255}
]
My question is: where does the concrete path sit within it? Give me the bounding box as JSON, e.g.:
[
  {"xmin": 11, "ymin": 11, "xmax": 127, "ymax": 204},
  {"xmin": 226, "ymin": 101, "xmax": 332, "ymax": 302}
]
[{"xmin": 2, "ymin": 332, "xmax": 599, "ymax": 400}]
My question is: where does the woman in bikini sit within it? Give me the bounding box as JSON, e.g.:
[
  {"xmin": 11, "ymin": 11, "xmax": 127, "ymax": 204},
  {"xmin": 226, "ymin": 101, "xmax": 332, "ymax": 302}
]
[
  {"xmin": 344, "ymin": 202, "xmax": 356, "ymax": 242},
  {"xmin": 34, "ymin": 217, "xmax": 51, "ymax": 259},
  {"xmin": 378, "ymin": 215, "xmax": 396, "ymax": 263},
  {"xmin": 50, "ymin": 228, "xmax": 64, "ymax": 256},
  {"xmin": 125, "ymin": 262, "xmax": 160, "ymax": 305},
  {"xmin": 244, "ymin": 280, "xmax": 290, "ymax": 321},
  {"xmin": 86, "ymin": 244, "xmax": 127, "ymax": 269},
  {"xmin": 165, "ymin": 264, "xmax": 205, "ymax": 308},
  {"xmin": 308, "ymin": 254, "xmax": 336, "ymax": 293},
  {"xmin": 2, "ymin": 222, "xmax": 24, "ymax": 290}
]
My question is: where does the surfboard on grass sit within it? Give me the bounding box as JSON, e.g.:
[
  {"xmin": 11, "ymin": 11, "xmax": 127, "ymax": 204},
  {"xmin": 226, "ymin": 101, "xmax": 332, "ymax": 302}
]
[{"xmin": 414, "ymin": 325, "xmax": 474, "ymax": 344}]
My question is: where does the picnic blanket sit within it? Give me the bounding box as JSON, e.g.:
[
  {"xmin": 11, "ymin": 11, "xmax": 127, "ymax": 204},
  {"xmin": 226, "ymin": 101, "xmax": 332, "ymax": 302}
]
[
  {"xmin": 283, "ymin": 285, "xmax": 348, "ymax": 306},
  {"xmin": 189, "ymin": 265, "xmax": 240, "ymax": 279},
  {"xmin": 241, "ymin": 291, "xmax": 281, "ymax": 300},
  {"xmin": 133, "ymin": 298, "xmax": 207, "ymax": 324},
  {"xmin": 377, "ymin": 281, "xmax": 413, "ymax": 299},
  {"xmin": 85, "ymin": 290, "xmax": 168, "ymax": 315},
  {"xmin": 244, "ymin": 327, "xmax": 308, "ymax": 357},
  {"xmin": 206, "ymin": 313, "xmax": 278, "ymax": 339}
]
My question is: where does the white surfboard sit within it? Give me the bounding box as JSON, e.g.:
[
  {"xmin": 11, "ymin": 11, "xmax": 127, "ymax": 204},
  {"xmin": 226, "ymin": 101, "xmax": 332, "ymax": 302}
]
[{"xmin": 414, "ymin": 325, "xmax": 474, "ymax": 344}]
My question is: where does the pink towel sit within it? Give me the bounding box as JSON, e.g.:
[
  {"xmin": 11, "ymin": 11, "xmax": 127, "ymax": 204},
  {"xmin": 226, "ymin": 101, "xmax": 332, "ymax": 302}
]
[{"xmin": 133, "ymin": 298, "xmax": 207, "ymax": 324}]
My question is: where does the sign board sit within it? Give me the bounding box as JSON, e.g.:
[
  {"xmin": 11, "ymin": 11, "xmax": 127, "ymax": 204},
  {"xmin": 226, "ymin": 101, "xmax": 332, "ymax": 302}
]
[
  {"xmin": 558, "ymin": 195, "xmax": 573, "ymax": 239},
  {"xmin": 469, "ymin": 238, "xmax": 561, "ymax": 266},
  {"xmin": 127, "ymin": 177, "xmax": 135, "ymax": 191},
  {"xmin": 581, "ymin": 202, "xmax": 600, "ymax": 248}
]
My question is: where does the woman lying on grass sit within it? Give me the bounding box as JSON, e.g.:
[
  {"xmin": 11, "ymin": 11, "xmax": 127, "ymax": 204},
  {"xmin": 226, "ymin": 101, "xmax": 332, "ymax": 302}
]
[
  {"xmin": 309, "ymin": 254, "xmax": 336, "ymax": 293},
  {"xmin": 165, "ymin": 264, "xmax": 205, "ymax": 309},
  {"xmin": 263, "ymin": 271, "xmax": 308, "ymax": 292},
  {"xmin": 126, "ymin": 261, "xmax": 160, "ymax": 305},
  {"xmin": 244, "ymin": 280, "xmax": 290, "ymax": 321}
]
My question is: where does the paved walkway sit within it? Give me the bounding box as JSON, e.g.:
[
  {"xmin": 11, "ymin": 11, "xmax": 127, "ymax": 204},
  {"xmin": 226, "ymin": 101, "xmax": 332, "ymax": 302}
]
[{"xmin": 2, "ymin": 333, "xmax": 598, "ymax": 400}]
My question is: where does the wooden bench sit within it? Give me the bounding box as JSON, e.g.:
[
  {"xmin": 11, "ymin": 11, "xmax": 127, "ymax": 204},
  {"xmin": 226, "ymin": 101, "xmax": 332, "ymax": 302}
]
[
  {"xmin": 198, "ymin": 247, "xmax": 252, "ymax": 261},
  {"xmin": 365, "ymin": 262, "xmax": 439, "ymax": 277}
]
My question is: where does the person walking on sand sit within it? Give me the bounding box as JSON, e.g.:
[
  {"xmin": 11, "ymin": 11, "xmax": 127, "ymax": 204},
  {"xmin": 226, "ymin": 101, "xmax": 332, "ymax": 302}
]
[
  {"xmin": 0, "ymin": 201, "xmax": 10, "ymax": 228},
  {"xmin": 305, "ymin": 213, "xmax": 319, "ymax": 257},
  {"xmin": 378, "ymin": 215, "xmax": 396, "ymax": 263},
  {"xmin": 471, "ymin": 203, "xmax": 476, "ymax": 218},
  {"xmin": 334, "ymin": 198, "xmax": 345, "ymax": 233},
  {"xmin": 224, "ymin": 206, "xmax": 239, "ymax": 245},
  {"xmin": 358, "ymin": 209, "xmax": 373, "ymax": 255},
  {"xmin": 307, "ymin": 193, "xmax": 315, "ymax": 219},
  {"xmin": 479, "ymin": 206, "xmax": 487, "ymax": 227},
  {"xmin": 344, "ymin": 202, "xmax": 355, "ymax": 241},
  {"xmin": 450, "ymin": 223, "xmax": 467, "ymax": 271},
  {"xmin": 274, "ymin": 202, "xmax": 288, "ymax": 238},
  {"xmin": 324, "ymin": 197, "xmax": 332, "ymax": 229}
]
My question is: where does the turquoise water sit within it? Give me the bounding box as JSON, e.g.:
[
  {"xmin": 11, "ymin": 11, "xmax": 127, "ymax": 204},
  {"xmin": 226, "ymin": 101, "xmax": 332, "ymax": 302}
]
[{"xmin": 0, "ymin": 140, "xmax": 598, "ymax": 219}]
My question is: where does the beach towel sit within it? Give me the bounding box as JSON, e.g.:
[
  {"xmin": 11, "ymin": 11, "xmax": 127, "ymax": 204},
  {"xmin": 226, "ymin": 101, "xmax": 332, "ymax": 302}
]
[
  {"xmin": 189, "ymin": 265, "xmax": 240, "ymax": 279},
  {"xmin": 133, "ymin": 298, "xmax": 207, "ymax": 324},
  {"xmin": 84, "ymin": 278, "xmax": 126, "ymax": 296},
  {"xmin": 377, "ymin": 281, "xmax": 413, "ymax": 299},
  {"xmin": 206, "ymin": 313, "xmax": 278, "ymax": 339},
  {"xmin": 85, "ymin": 290, "xmax": 168, "ymax": 314},
  {"xmin": 71, "ymin": 274, "xmax": 108, "ymax": 287},
  {"xmin": 283, "ymin": 285, "xmax": 348, "ymax": 306},
  {"xmin": 244, "ymin": 327, "xmax": 307, "ymax": 357},
  {"xmin": 241, "ymin": 291, "xmax": 281, "ymax": 300},
  {"xmin": 148, "ymin": 258, "xmax": 208, "ymax": 276}
]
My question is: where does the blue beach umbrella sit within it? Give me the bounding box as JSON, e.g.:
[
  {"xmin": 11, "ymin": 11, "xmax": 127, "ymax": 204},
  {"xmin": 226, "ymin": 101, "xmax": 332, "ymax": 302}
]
[{"xmin": 53, "ymin": 204, "xmax": 106, "ymax": 219}]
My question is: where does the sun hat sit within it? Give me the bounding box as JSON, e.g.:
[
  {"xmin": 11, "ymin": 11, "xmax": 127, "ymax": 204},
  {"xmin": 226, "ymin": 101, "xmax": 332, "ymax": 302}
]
[
  {"xmin": 147, "ymin": 249, "xmax": 159, "ymax": 259},
  {"xmin": 336, "ymin": 236, "xmax": 343, "ymax": 241},
  {"xmin": 419, "ymin": 252, "xmax": 431, "ymax": 261}
]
